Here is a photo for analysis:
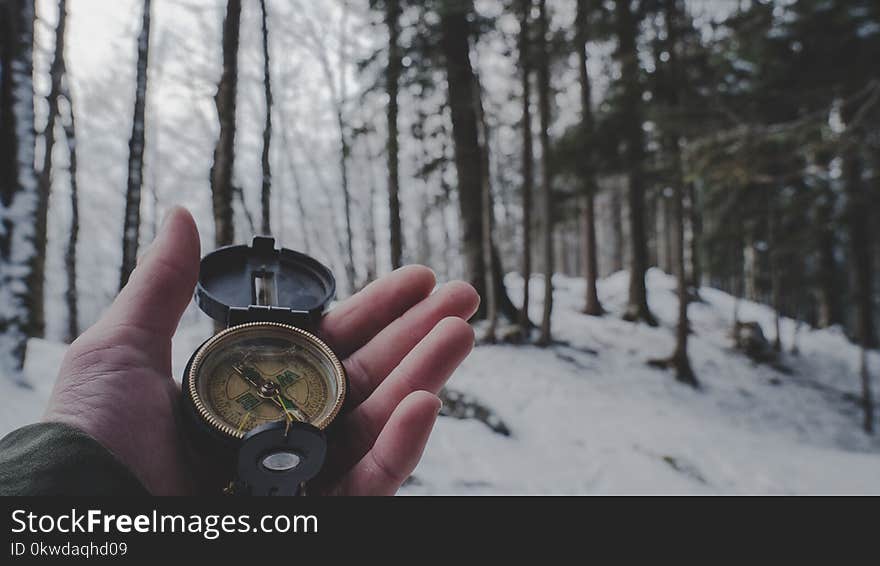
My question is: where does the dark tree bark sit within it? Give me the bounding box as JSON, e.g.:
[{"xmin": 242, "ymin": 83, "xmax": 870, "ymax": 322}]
[
  {"xmin": 669, "ymin": 173, "xmax": 696, "ymax": 385},
  {"xmin": 259, "ymin": 0, "xmax": 273, "ymax": 235},
  {"xmin": 32, "ymin": 0, "xmax": 72, "ymax": 335},
  {"xmin": 576, "ymin": 0, "xmax": 603, "ymax": 316},
  {"xmin": 439, "ymin": 0, "xmax": 520, "ymax": 322},
  {"xmin": 767, "ymin": 204, "xmax": 783, "ymax": 352},
  {"xmin": 686, "ymin": 181, "xmax": 703, "ymax": 293},
  {"xmin": 815, "ymin": 186, "xmax": 837, "ymax": 328},
  {"xmin": 119, "ymin": 0, "xmax": 151, "ymax": 289},
  {"xmin": 616, "ymin": 0, "xmax": 657, "ymax": 326},
  {"xmin": 61, "ymin": 89, "xmax": 79, "ymax": 343},
  {"xmin": 0, "ymin": 0, "xmax": 37, "ymax": 372},
  {"xmin": 210, "ymin": 0, "xmax": 241, "ymax": 248},
  {"xmin": 841, "ymin": 99, "xmax": 875, "ymax": 433},
  {"xmin": 536, "ymin": 0, "xmax": 554, "ymax": 345},
  {"xmin": 610, "ymin": 180, "xmax": 624, "ymax": 273},
  {"xmin": 386, "ymin": 0, "xmax": 404, "ymax": 269},
  {"xmin": 57, "ymin": 0, "xmax": 78, "ymax": 342},
  {"xmin": 650, "ymin": 0, "xmax": 696, "ymax": 387},
  {"xmin": 475, "ymin": 75, "xmax": 497, "ymax": 342},
  {"xmin": 517, "ymin": 0, "xmax": 534, "ymax": 335}
]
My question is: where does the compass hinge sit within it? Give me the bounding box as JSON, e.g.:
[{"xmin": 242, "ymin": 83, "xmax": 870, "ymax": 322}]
[{"xmin": 227, "ymin": 306, "xmax": 316, "ymax": 329}]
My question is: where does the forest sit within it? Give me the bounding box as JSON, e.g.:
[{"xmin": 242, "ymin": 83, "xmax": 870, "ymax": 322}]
[{"xmin": 1, "ymin": 0, "xmax": 879, "ymax": 491}]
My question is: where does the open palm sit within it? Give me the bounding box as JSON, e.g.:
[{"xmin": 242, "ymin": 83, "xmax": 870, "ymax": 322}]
[{"xmin": 44, "ymin": 207, "xmax": 478, "ymax": 495}]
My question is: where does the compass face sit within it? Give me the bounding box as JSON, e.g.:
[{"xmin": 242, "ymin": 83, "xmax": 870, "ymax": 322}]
[{"xmin": 187, "ymin": 323, "xmax": 346, "ymax": 440}]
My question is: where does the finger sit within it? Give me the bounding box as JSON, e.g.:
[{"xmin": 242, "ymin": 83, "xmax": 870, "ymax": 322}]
[
  {"xmin": 343, "ymin": 281, "xmax": 479, "ymax": 406},
  {"xmin": 335, "ymin": 391, "xmax": 441, "ymax": 496},
  {"xmin": 90, "ymin": 206, "xmax": 200, "ymax": 342},
  {"xmin": 328, "ymin": 317, "xmax": 474, "ymax": 476},
  {"xmin": 319, "ymin": 265, "xmax": 436, "ymax": 358}
]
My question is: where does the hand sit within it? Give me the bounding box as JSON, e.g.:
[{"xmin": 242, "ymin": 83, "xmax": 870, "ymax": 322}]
[{"xmin": 43, "ymin": 207, "xmax": 479, "ymax": 495}]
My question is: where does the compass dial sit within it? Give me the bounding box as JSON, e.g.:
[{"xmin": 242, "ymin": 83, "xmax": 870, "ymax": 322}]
[{"xmin": 186, "ymin": 322, "xmax": 346, "ymax": 440}]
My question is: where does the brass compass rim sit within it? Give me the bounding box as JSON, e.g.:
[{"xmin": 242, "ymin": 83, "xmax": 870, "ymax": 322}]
[{"xmin": 186, "ymin": 321, "xmax": 347, "ymax": 440}]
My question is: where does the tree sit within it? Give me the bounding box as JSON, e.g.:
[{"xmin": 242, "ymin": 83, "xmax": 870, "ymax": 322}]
[
  {"xmin": 259, "ymin": 0, "xmax": 273, "ymax": 235},
  {"xmin": 32, "ymin": 0, "xmax": 73, "ymax": 336},
  {"xmin": 576, "ymin": 0, "xmax": 603, "ymax": 316},
  {"xmin": 438, "ymin": 0, "xmax": 521, "ymax": 322},
  {"xmin": 0, "ymin": 0, "xmax": 37, "ymax": 373},
  {"xmin": 517, "ymin": 0, "xmax": 534, "ymax": 336},
  {"xmin": 120, "ymin": 0, "xmax": 151, "ymax": 289},
  {"xmin": 386, "ymin": 0, "xmax": 404, "ymax": 269},
  {"xmin": 302, "ymin": 3, "xmax": 357, "ymax": 293},
  {"xmin": 476, "ymin": 75, "xmax": 498, "ymax": 342},
  {"xmin": 55, "ymin": 0, "xmax": 79, "ymax": 341},
  {"xmin": 616, "ymin": 0, "xmax": 657, "ymax": 326},
  {"xmin": 651, "ymin": 0, "xmax": 697, "ymax": 386},
  {"xmin": 210, "ymin": 0, "xmax": 241, "ymax": 248},
  {"xmin": 535, "ymin": 0, "xmax": 554, "ymax": 345},
  {"xmin": 61, "ymin": 89, "xmax": 79, "ymax": 342}
]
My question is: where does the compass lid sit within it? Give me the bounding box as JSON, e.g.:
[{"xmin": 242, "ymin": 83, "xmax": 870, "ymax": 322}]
[{"xmin": 196, "ymin": 236, "xmax": 336, "ymax": 328}]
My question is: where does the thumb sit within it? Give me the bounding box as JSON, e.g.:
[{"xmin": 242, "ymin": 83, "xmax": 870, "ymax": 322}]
[{"xmin": 93, "ymin": 206, "xmax": 200, "ymax": 343}]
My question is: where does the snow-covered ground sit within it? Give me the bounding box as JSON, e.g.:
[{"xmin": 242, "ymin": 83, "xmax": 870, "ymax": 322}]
[{"xmin": 4, "ymin": 269, "xmax": 880, "ymax": 494}]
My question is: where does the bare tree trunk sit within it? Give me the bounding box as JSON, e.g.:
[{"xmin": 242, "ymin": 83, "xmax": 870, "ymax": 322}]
[
  {"xmin": 842, "ymin": 99, "xmax": 875, "ymax": 433},
  {"xmin": 616, "ymin": 0, "xmax": 657, "ymax": 326},
  {"xmin": 743, "ymin": 229, "xmax": 758, "ymax": 302},
  {"xmin": 653, "ymin": 0, "xmax": 695, "ymax": 386},
  {"xmin": 610, "ymin": 181, "xmax": 624, "ymax": 273},
  {"xmin": 386, "ymin": 0, "xmax": 403, "ymax": 269},
  {"xmin": 32, "ymin": 0, "xmax": 73, "ymax": 336},
  {"xmin": 771, "ymin": 266, "xmax": 783, "ymax": 352},
  {"xmin": 767, "ymin": 206, "xmax": 783, "ymax": 352},
  {"xmin": 668, "ymin": 166, "xmax": 696, "ymax": 385},
  {"xmin": 577, "ymin": 0, "xmax": 603, "ymax": 316},
  {"xmin": 439, "ymin": 1, "xmax": 520, "ymax": 322},
  {"xmin": 687, "ymin": 181, "xmax": 703, "ymax": 294},
  {"xmin": 360, "ymin": 133, "xmax": 381, "ymax": 283},
  {"xmin": 475, "ymin": 76, "xmax": 497, "ymax": 343},
  {"xmin": 61, "ymin": 85, "xmax": 79, "ymax": 342},
  {"xmin": 816, "ymin": 188, "xmax": 837, "ymax": 328},
  {"xmin": 308, "ymin": 4, "xmax": 356, "ymax": 293},
  {"xmin": 210, "ymin": 0, "xmax": 241, "ymax": 248},
  {"xmin": 517, "ymin": 0, "xmax": 534, "ymax": 336},
  {"xmin": 259, "ymin": 0, "xmax": 273, "ymax": 235},
  {"xmin": 365, "ymin": 159, "xmax": 378, "ymax": 283},
  {"xmin": 0, "ymin": 0, "xmax": 37, "ymax": 373},
  {"xmin": 335, "ymin": 112, "xmax": 355, "ymax": 294},
  {"xmin": 860, "ymin": 346, "xmax": 873, "ymax": 434},
  {"xmin": 277, "ymin": 113, "xmax": 311, "ymax": 254},
  {"xmin": 119, "ymin": 0, "xmax": 151, "ymax": 289},
  {"xmin": 536, "ymin": 0, "xmax": 554, "ymax": 345},
  {"xmin": 661, "ymin": 195, "xmax": 674, "ymax": 274}
]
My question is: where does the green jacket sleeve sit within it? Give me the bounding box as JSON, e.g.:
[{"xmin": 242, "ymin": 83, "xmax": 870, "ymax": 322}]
[{"xmin": 0, "ymin": 422, "xmax": 150, "ymax": 496}]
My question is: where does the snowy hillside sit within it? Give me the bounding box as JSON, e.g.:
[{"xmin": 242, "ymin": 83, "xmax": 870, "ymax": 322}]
[{"xmin": 4, "ymin": 269, "xmax": 880, "ymax": 494}]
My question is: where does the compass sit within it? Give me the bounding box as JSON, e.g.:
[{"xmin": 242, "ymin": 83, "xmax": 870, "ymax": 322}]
[{"xmin": 182, "ymin": 236, "xmax": 346, "ymax": 496}]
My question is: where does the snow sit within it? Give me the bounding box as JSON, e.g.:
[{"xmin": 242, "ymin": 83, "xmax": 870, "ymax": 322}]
[{"xmin": 3, "ymin": 270, "xmax": 880, "ymax": 494}]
